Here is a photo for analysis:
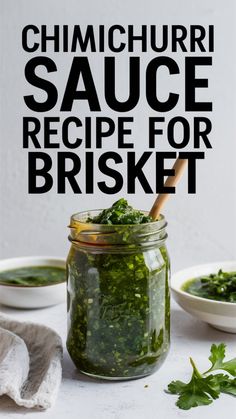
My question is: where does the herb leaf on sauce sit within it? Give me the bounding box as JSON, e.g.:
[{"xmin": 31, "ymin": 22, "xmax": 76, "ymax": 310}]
[
  {"xmin": 182, "ymin": 270, "xmax": 236, "ymax": 303},
  {"xmin": 167, "ymin": 343, "xmax": 236, "ymax": 410},
  {"xmin": 67, "ymin": 198, "xmax": 169, "ymax": 378},
  {"xmin": 0, "ymin": 266, "xmax": 66, "ymax": 287},
  {"xmin": 87, "ymin": 198, "xmax": 152, "ymax": 225}
]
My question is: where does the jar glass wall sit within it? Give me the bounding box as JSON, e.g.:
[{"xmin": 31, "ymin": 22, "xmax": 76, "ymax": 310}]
[{"xmin": 66, "ymin": 211, "xmax": 170, "ymax": 380}]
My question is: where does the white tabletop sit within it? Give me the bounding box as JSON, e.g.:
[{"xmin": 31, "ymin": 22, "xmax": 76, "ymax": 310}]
[{"xmin": 0, "ymin": 299, "xmax": 235, "ymax": 419}]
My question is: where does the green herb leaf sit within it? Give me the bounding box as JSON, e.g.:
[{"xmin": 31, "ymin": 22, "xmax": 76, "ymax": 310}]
[
  {"xmin": 168, "ymin": 358, "xmax": 220, "ymax": 410},
  {"xmin": 167, "ymin": 343, "xmax": 236, "ymax": 410},
  {"xmin": 208, "ymin": 343, "xmax": 226, "ymax": 367},
  {"xmin": 205, "ymin": 373, "xmax": 236, "ymax": 396},
  {"xmin": 206, "ymin": 343, "xmax": 236, "ymax": 376},
  {"xmin": 217, "ymin": 374, "xmax": 236, "ymax": 396},
  {"xmin": 183, "ymin": 270, "xmax": 236, "ymax": 303}
]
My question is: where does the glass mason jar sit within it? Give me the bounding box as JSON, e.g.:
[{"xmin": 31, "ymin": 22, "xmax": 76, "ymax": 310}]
[{"xmin": 66, "ymin": 210, "xmax": 170, "ymax": 380}]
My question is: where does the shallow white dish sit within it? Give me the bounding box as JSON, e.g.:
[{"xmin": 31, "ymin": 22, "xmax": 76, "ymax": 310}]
[
  {"xmin": 0, "ymin": 256, "xmax": 66, "ymax": 309},
  {"xmin": 171, "ymin": 261, "xmax": 236, "ymax": 333}
]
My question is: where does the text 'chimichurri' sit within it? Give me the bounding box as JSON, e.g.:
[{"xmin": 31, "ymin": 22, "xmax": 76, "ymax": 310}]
[
  {"xmin": 182, "ymin": 269, "xmax": 236, "ymax": 302},
  {"xmin": 67, "ymin": 198, "xmax": 170, "ymax": 380},
  {"xmin": 0, "ymin": 266, "xmax": 66, "ymax": 287}
]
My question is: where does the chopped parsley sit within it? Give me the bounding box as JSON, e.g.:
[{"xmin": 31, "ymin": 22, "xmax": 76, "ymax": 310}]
[
  {"xmin": 87, "ymin": 198, "xmax": 152, "ymax": 225},
  {"xmin": 167, "ymin": 343, "xmax": 236, "ymax": 410},
  {"xmin": 182, "ymin": 270, "xmax": 236, "ymax": 302},
  {"xmin": 0, "ymin": 266, "xmax": 66, "ymax": 287}
]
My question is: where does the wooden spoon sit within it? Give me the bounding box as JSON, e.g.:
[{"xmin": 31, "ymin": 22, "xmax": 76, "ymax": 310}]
[{"xmin": 149, "ymin": 158, "xmax": 188, "ymax": 220}]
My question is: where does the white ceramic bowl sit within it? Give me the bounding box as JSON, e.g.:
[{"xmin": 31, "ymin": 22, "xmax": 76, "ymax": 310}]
[
  {"xmin": 171, "ymin": 261, "xmax": 236, "ymax": 333},
  {"xmin": 0, "ymin": 256, "xmax": 66, "ymax": 309}
]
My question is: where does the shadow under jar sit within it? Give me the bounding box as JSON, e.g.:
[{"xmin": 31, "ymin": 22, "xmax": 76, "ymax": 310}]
[{"xmin": 67, "ymin": 210, "xmax": 170, "ymax": 380}]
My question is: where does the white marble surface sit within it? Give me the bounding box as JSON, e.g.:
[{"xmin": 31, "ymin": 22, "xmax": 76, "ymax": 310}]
[{"xmin": 0, "ymin": 299, "xmax": 236, "ymax": 418}]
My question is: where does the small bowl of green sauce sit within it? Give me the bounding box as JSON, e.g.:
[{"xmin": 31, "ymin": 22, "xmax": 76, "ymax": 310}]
[
  {"xmin": 0, "ymin": 256, "xmax": 66, "ymax": 308},
  {"xmin": 171, "ymin": 261, "xmax": 236, "ymax": 333}
]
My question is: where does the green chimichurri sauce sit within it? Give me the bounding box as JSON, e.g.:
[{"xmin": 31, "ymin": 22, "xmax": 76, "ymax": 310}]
[
  {"xmin": 67, "ymin": 198, "xmax": 170, "ymax": 379},
  {"xmin": 182, "ymin": 269, "xmax": 236, "ymax": 303},
  {"xmin": 0, "ymin": 266, "xmax": 66, "ymax": 287}
]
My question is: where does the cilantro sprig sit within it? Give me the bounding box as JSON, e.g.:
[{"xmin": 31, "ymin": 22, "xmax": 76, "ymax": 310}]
[{"xmin": 167, "ymin": 343, "xmax": 236, "ymax": 410}]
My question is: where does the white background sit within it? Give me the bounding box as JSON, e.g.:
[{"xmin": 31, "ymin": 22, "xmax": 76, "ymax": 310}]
[{"xmin": 0, "ymin": 0, "xmax": 236, "ymax": 271}]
